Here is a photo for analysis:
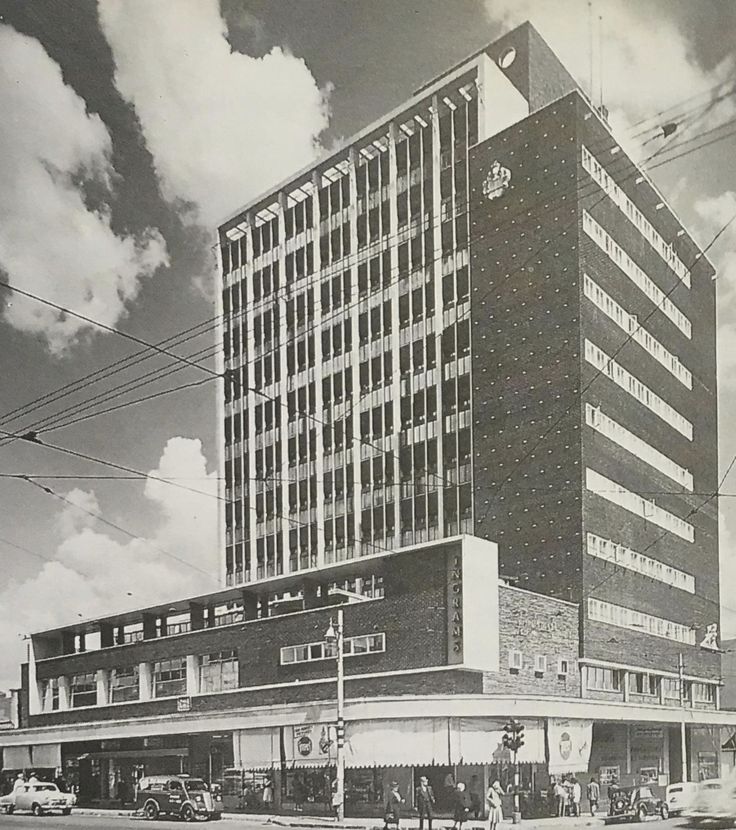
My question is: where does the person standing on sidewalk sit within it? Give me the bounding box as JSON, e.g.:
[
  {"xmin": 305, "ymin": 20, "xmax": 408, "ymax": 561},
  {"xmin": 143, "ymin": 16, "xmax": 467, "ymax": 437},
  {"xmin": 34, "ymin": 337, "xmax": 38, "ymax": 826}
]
[
  {"xmin": 571, "ymin": 778, "xmax": 582, "ymax": 817},
  {"xmin": 587, "ymin": 778, "xmax": 600, "ymax": 816},
  {"xmin": 452, "ymin": 782, "xmax": 472, "ymax": 830},
  {"xmin": 416, "ymin": 776, "xmax": 435, "ymax": 830},
  {"xmin": 554, "ymin": 779, "xmax": 567, "ymax": 816},
  {"xmin": 486, "ymin": 781, "xmax": 504, "ymax": 830},
  {"xmin": 384, "ymin": 781, "xmax": 404, "ymax": 830}
]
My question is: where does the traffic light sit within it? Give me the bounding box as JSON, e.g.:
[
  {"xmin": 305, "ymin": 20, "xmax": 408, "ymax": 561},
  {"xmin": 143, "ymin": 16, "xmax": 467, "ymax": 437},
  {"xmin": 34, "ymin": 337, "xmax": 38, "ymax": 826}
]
[{"xmin": 502, "ymin": 719, "xmax": 525, "ymax": 753}]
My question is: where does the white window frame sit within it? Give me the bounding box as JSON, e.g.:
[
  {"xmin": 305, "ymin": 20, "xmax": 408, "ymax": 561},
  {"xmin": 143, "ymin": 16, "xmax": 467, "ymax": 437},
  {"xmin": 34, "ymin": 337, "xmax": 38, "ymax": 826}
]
[
  {"xmin": 198, "ymin": 650, "xmax": 239, "ymax": 694},
  {"xmin": 153, "ymin": 658, "xmax": 187, "ymax": 699},
  {"xmin": 70, "ymin": 672, "xmax": 97, "ymax": 708},
  {"xmin": 109, "ymin": 666, "xmax": 139, "ymax": 704},
  {"xmin": 280, "ymin": 633, "xmax": 386, "ymax": 665},
  {"xmin": 587, "ymin": 597, "xmax": 696, "ymax": 645},
  {"xmin": 534, "ymin": 655, "xmax": 547, "ymax": 675},
  {"xmin": 557, "ymin": 658, "xmax": 569, "ymax": 678},
  {"xmin": 508, "ymin": 649, "xmax": 523, "ymax": 671}
]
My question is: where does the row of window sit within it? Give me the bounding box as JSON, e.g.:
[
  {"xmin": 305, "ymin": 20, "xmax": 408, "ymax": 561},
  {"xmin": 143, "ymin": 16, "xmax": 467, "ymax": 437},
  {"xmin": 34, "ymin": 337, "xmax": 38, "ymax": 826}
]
[
  {"xmin": 586, "ymin": 467, "xmax": 695, "ymax": 542},
  {"xmin": 584, "ymin": 339, "xmax": 693, "ymax": 439},
  {"xmin": 583, "ymin": 273, "xmax": 692, "ymax": 388},
  {"xmin": 582, "ymin": 145, "xmax": 691, "ymax": 287},
  {"xmin": 582, "ymin": 211, "xmax": 691, "ymax": 337},
  {"xmin": 41, "ymin": 651, "xmax": 240, "ymax": 711},
  {"xmin": 586, "ymin": 532, "xmax": 695, "ymax": 593},
  {"xmin": 280, "ymin": 633, "xmax": 386, "ymax": 665},
  {"xmin": 507, "ymin": 650, "xmax": 570, "ymax": 677},
  {"xmin": 587, "ymin": 597, "xmax": 697, "ymax": 645},
  {"xmin": 585, "ymin": 404, "xmax": 693, "ymax": 490},
  {"xmin": 585, "ymin": 666, "xmax": 715, "ymax": 703}
]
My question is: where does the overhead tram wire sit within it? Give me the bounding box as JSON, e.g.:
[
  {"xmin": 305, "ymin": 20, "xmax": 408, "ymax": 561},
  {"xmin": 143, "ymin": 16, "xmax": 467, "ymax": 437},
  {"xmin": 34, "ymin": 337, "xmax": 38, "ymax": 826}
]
[
  {"xmin": 0, "ymin": 85, "xmax": 726, "ymax": 440},
  {"xmin": 2, "ymin": 96, "xmax": 732, "ymax": 447},
  {"xmin": 0, "ymin": 426, "xmax": 395, "ymax": 560},
  {"xmin": 16, "ymin": 476, "xmax": 218, "ymax": 583},
  {"xmin": 4, "ymin": 99, "xmax": 735, "ymax": 495}
]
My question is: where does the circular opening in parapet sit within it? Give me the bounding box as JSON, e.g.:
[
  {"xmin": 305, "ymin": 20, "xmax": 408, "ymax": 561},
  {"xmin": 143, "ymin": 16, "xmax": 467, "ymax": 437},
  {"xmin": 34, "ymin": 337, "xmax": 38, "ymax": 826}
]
[{"xmin": 498, "ymin": 47, "xmax": 517, "ymax": 69}]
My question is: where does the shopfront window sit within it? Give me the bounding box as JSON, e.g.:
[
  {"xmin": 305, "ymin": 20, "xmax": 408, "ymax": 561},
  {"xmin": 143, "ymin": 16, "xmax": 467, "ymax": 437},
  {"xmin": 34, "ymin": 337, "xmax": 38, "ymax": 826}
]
[
  {"xmin": 153, "ymin": 658, "xmax": 187, "ymax": 698},
  {"xmin": 71, "ymin": 672, "xmax": 97, "ymax": 707},
  {"xmin": 199, "ymin": 650, "xmax": 239, "ymax": 693},
  {"xmin": 109, "ymin": 667, "xmax": 139, "ymax": 703}
]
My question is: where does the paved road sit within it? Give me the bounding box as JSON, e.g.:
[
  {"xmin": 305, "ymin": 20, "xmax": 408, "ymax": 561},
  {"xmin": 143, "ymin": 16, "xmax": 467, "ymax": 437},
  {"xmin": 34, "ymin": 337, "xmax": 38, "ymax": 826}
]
[{"xmin": 0, "ymin": 815, "xmax": 694, "ymax": 830}]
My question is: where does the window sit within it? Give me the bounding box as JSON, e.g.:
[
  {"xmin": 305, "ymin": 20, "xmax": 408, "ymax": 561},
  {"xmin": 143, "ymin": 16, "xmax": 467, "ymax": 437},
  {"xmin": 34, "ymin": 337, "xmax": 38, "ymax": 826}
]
[
  {"xmin": 586, "ymin": 666, "xmax": 622, "ymax": 692},
  {"xmin": 280, "ymin": 633, "xmax": 386, "ymax": 665},
  {"xmin": 629, "ymin": 672, "xmax": 659, "ymax": 697},
  {"xmin": 199, "ymin": 650, "xmax": 239, "ymax": 693},
  {"xmin": 587, "ymin": 597, "xmax": 696, "ymax": 645},
  {"xmin": 153, "ymin": 658, "xmax": 187, "ymax": 698},
  {"xmin": 109, "ymin": 667, "xmax": 139, "ymax": 703},
  {"xmin": 534, "ymin": 655, "xmax": 547, "ymax": 676},
  {"xmin": 508, "ymin": 649, "xmax": 523, "ymax": 672},
  {"xmin": 71, "ymin": 672, "xmax": 97, "ymax": 708},
  {"xmin": 41, "ymin": 678, "xmax": 59, "ymax": 712},
  {"xmin": 692, "ymin": 682, "xmax": 716, "ymax": 704},
  {"xmin": 557, "ymin": 659, "xmax": 569, "ymax": 678}
]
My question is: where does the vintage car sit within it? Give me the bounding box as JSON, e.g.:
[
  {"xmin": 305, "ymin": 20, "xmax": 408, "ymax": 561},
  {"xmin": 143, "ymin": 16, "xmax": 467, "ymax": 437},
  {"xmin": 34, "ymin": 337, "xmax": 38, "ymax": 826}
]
[
  {"xmin": 0, "ymin": 782, "xmax": 76, "ymax": 816},
  {"xmin": 685, "ymin": 778, "xmax": 736, "ymax": 826},
  {"xmin": 666, "ymin": 781, "xmax": 699, "ymax": 817},
  {"xmin": 605, "ymin": 785, "xmax": 669, "ymax": 823},
  {"xmin": 135, "ymin": 774, "xmax": 223, "ymax": 821}
]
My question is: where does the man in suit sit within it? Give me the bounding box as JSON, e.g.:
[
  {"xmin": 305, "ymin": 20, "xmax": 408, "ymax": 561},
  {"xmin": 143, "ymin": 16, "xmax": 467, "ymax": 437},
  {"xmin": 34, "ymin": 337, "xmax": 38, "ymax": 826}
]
[{"xmin": 416, "ymin": 776, "xmax": 436, "ymax": 830}]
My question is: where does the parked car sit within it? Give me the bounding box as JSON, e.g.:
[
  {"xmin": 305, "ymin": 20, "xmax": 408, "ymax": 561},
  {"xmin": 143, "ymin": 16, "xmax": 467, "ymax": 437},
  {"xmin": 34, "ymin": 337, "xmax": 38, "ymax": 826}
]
[
  {"xmin": 135, "ymin": 774, "xmax": 223, "ymax": 821},
  {"xmin": 605, "ymin": 785, "xmax": 669, "ymax": 823},
  {"xmin": 685, "ymin": 778, "xmax": 736, "ymax": 826},
  {"xmin": 0, "ymin": 782, "xmax": 76, "ymax": 816},
  {"xmin": 666, "ymin": 781, "xmax": 699, "ymax": 817}
]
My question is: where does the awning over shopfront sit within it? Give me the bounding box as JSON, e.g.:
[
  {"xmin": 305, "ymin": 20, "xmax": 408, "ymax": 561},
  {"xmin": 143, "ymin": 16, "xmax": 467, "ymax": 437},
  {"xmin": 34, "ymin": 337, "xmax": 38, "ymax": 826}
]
[
  {"xmin": 283, "ymin": 724, "xmax": 336, "ymax": 768},
  {"xmin": 3, "ymin": 745, "xmax": 31, "ymax": 770},
  {"xmin": 31, "ymin": 743, "xmax": 61, "ymax": 769},
  {"xmin": 233, "ymin": 728, "xmax": 279, "ymax": 771},
  {"xmin": 345, "ymin": 718, "xmax": 449, "ymax": 768},
  {"xmin": 547, "ymin": 719, "xmax": 593, "ymax": 774},
  {"xmin": 449, "ymin": 718, "xmax": 545, "ymax": 765}
]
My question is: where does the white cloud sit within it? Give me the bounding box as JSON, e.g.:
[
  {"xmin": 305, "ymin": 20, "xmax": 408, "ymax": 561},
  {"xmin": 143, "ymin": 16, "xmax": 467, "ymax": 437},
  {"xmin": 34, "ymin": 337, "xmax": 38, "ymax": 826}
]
[
  {"xmin": 484, "ymin": 0, "xmax": 734, "ymax": 156},
  {"xmin": 0, "ymin": 24, "xmax": 169, "ymax": 355},
  {"xmin": 97, "ymin": 0, "xmax": 330, "ymax": 227},
  {"xmin": 0, "ymin": 437, "xmax": 219, "ymax": 690}
]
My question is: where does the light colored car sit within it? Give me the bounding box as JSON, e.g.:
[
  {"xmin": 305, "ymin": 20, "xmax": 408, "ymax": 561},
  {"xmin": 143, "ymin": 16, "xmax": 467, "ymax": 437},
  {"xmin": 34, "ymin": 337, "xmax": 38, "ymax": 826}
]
[
  {"xmin": 0, "ymin": 782, "xmax": 76, "ymax": 816},
  {"xmin": 666, "ymin": 781, "xmax": 698, "ymax": 816},
  {"xmin": 685, "ymin": 778, "xmax": 736, "ymax": 826}
]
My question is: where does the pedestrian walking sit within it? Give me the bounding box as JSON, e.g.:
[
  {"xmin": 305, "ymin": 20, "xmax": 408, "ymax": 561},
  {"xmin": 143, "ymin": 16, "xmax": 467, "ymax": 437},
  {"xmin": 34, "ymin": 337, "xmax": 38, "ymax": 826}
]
[
  {"xmin": 554, "ymin": 779, "xmax": 567, "ymax": 817},
  {"xmin": 486, "ymin": 781, "xmax": 504, "ymax": 830},
  {"xmin": 384, "ymin": 781, "xmax": 404, "ymax": 830},
  {"xmin": 416, "ymin": 776, "xmax": 435, "ymax": 830},
  {"xmin": 452, "ymin": 782, "xmax": 472, "ymax": 830},
  {"xmin": 587, "ymin": 778, "xmax": 600, "ymax": 817},
  {"xmin": 572, "ymin": 778, "xmax": 582, "ymax": 817},
  {"xmin": 12, "ymin": 774, "xmax": 25, "ymax": 794},
  {"xmin": 263, "ymin": 778, "xmax": 274, "ymax": 811}
]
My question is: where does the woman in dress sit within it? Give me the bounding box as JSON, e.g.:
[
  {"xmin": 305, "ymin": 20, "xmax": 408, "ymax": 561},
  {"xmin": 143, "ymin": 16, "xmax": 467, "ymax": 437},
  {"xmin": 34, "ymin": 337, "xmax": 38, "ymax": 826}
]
[{"xmin": 486, "ymin": 781, "xmax": 504, "ymax": 830}]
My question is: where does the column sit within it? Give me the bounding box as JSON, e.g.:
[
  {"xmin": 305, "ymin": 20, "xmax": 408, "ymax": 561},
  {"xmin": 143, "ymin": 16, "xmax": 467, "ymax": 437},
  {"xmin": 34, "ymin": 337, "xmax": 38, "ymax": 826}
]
[
  {"xmin": 142, "ymin": 614, "xmax": 157, "ymax": 640},
  {"xmin": 186, "ymin": 655, "xmax": 199, "ymax": 697},
  {"xmin": 96, "ymin": 669, "xmax": 109, "ymax": 706},
  {"xmin": 190, "ymin": 603, "xmax": 205, "ymax": 632},
  {"xmin": 243, "ymin": 591, "xmax": 258, "ymax": 620},
  {"xmin": 58, "ymin": 675, "xmax": 71, "ymax": 710},
  {"xmin": 99, "ymin": 623, "xmax": 114, "ymax": 649},
  {"xmin": 139, "ymin": 662, "xmax": 153, "ymax": 701},
  {"xmin": 303, "ymin": 579, "xmax": 320, "ymax": 609}
]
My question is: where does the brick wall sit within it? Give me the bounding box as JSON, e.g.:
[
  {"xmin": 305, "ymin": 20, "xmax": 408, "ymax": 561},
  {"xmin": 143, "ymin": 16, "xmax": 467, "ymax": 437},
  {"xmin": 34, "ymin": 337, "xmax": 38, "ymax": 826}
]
[
  {"xmin": 469, "ymin": 93, "xmax": 584, "ymax": 602},
  {"xmin": 484, "ymin": 585, "xmax": 581, "ymax": 697}
]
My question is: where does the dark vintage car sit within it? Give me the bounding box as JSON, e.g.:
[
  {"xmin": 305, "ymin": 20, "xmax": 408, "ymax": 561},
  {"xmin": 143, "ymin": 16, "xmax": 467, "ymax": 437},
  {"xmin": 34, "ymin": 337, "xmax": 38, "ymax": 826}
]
[
  {"xmin": 135, "ymin": 775, "xmax": 223, "ymax": 821},
  {"xmin": 605, "ymin": 786, "xmax": 669, "ymax": 823}
]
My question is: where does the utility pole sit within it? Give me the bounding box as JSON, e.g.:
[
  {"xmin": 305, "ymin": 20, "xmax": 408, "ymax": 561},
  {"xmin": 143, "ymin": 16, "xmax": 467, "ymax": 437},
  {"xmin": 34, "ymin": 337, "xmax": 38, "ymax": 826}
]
[
  {"xmin": 326, "ymin": 609, "xmax": 345, "ymax": 822},
  {"xmin": 679, "ymin": 653, "xmax": 688, "ymax": 783}
]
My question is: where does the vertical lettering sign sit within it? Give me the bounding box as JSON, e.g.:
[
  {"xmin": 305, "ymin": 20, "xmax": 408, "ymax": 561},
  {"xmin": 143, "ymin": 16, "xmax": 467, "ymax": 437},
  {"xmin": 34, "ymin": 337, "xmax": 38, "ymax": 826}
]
[{"xmin": 446, "ymin": 548, "xmax": 464, "ymax": 664}]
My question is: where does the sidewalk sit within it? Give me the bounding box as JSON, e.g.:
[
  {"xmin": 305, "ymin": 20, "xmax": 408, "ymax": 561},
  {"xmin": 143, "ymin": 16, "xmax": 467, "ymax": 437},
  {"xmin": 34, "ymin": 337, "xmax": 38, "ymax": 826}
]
[{"xmin": 72, "ymin": 806, "xmax": 607, "ymax": 828}]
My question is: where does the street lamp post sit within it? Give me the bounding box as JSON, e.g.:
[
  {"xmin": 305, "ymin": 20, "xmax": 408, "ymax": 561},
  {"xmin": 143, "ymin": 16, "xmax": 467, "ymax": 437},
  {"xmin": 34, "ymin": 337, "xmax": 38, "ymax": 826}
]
[{"xmin": 325, "ymin": 608, "xmax": 345, "ymax": 822}]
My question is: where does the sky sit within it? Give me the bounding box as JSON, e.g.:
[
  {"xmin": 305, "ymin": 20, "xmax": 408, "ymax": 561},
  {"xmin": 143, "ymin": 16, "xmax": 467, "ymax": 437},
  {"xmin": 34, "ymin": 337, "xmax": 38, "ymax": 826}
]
[{"xmin": 0, "ymin": 0, "xmax": 735, "ymax": 690}]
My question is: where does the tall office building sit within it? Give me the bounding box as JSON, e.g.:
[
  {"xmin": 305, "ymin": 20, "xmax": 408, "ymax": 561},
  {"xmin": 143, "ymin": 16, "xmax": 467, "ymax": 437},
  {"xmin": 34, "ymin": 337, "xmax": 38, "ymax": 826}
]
[
  {"xmin": 3, "ymin": 22, "xmax": 727, "ymax": 807},
  {"xmin": 218, "ymin": 22, "xmax": 719, "ymax": 683}
]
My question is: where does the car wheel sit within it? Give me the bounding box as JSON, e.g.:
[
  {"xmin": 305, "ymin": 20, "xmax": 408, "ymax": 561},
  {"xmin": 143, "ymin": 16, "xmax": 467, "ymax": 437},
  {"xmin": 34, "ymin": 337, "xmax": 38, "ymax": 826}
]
[
  {"xmin": 637, "ymin": 805, "xmax": 648, "ymax": 822},
  {"xmin": 32, "ymin": 803, "xmax": 45, "ymax": 817},
  {"xmin": 143, "ymin": 800, "xmax": 159, "ymax": 820},
  {"xmin": 660, "ymin": 805, "xmax": 669, "ymax": 820},
  {"xmin": 6, "ymin": 805, "xmax": 14, "ymax": 815},
  {"xmin": 181, "ymin": 804, "xmax": 196, "ymax": 822}
]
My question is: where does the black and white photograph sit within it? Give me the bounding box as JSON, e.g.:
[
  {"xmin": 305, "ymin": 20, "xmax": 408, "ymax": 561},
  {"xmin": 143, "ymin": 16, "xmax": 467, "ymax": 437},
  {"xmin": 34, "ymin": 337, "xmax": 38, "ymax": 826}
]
[{"xmin": 0, "ymin": 0, "xmax": 735, "ymax": 827}]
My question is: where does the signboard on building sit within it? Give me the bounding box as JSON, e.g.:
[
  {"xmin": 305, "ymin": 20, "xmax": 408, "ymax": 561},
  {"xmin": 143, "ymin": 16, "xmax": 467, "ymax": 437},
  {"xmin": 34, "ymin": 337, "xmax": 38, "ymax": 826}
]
[
  {"xmin": 547, "ymin": 719, "xmax": 593, "ymax": 774},
  {"xmin": 286, "ymin": 724, "xmax": 336, "ymax": 766},
  {"xmin": 446, "ymin": 549, "xmax": 464, "ymax": 664},
  {"xmin": 176, "ymin": 697, "xmax": 192, "ymax": 712}
]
